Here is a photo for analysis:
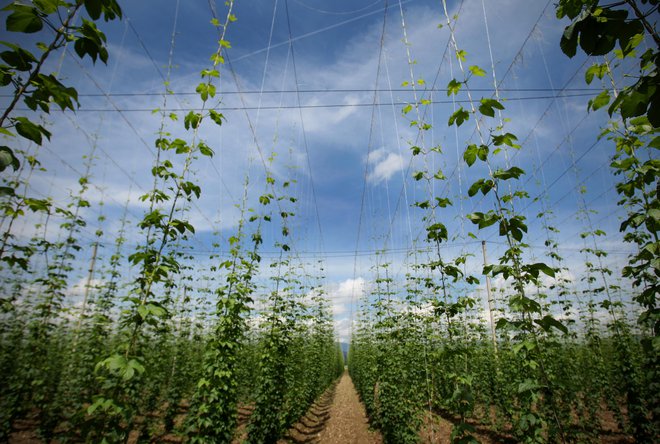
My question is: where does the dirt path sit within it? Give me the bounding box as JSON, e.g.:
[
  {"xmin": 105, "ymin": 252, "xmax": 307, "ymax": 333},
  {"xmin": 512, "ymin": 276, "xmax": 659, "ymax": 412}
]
[
  {"xmin": 316, "ymin": 372, "xmax": 382, "ymax": 444},
  {"xmin": 281, "ymin": 371, "xmax": 382, "ymax": 444}
]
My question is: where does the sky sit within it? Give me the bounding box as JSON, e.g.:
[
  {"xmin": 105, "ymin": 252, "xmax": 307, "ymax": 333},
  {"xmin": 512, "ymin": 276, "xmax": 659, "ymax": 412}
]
[{"xmin": 0, "ymin": 0, "xmax": 645, "ymax": 340}]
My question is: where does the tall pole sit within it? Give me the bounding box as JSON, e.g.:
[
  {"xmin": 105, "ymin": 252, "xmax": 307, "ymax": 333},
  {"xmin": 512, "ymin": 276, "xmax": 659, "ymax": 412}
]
[{"xmin": 482, "ymin": 240, "xmax": 497, "ymax": 353}]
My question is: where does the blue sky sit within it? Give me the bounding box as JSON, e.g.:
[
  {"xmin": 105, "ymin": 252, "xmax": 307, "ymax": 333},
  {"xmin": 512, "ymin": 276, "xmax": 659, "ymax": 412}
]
[{"xmin": 1, "ymin": 0, "xmax": 643, "ymax": 339}]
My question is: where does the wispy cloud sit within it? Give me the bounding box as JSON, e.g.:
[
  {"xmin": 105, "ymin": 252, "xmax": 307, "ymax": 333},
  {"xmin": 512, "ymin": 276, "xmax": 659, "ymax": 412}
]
[{"xmin": 367, "ymin": 147, "xmax": 406, "ymax": 183}]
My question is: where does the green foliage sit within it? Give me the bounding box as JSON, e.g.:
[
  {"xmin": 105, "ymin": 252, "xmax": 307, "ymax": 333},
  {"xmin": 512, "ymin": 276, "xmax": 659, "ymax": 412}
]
[
  {"xmin": 478, "ymin": 98, "xmax": 505, "ymax": 117},
  {"xmin": 448, "ymin": 107, "xmax": 470, "ymax": 127},
  {"xmin": 557, "ymin": 0, "xmax": 659, "ymax": 126},
  {"xmin": 0, "ymin": 0, "xmax": 120, "ymax": 290},
  {"xmin": 555, "ymin": 1, "xmax": 660, "ymax": 440}
]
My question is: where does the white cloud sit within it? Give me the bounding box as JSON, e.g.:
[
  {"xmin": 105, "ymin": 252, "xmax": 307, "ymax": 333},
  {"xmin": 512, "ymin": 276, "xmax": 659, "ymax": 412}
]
[
  {"xmin": 334, "ymin": 317, "xmax": 355, "ymax": 343},
  {"xmin": 326, "ymin": 276, "xmax": 367, "ymax": 317},
  {"xmin": 301, "ymin": 95, "xmax": 361, "ymax": 134},
  {"xmin": 367, "ymin": 148, "xmax": 406, "ymax": 183}
]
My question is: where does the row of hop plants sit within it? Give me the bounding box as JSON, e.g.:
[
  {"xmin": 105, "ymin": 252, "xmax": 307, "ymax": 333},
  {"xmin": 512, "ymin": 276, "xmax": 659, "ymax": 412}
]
[
  {"xmin": 350, "ymin": 0, "xmax": 658, "ymax": 443},
  {"xmin": 0, "ymin": 1, "xmax": 343, "ymax": 443},
  {"xmin": 349, "ymin": 255, "xmax": 651, "ymax": 443}
]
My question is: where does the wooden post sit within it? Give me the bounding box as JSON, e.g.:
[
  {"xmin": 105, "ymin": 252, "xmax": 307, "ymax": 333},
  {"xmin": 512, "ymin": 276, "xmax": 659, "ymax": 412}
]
[{"xmin": 482, "ymin": 240, "xmax": 497, "ymax": 353}]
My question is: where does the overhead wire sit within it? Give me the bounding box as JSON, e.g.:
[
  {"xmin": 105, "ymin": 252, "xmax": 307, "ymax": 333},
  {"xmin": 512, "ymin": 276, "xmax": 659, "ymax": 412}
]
[
  {"xmin": 1, "ymin": 87, "xmax": 601, "ymax": 98},
  {"xmin": 350, "ymin": 0, "xmax": 390, "ymax": 341},
  {"xmin": 231, "ymin": 0, "xmax": 416, "ymax": 63},
  {"xmin": 292, "ymin": 0, "xmax": 382, "ymax": 16},
  {"xmin": 7, "ymin": 1, "xmax": 634, "ymax": 305},
  {"xmin": 283, "ymin": 0, "xmax": 326, "ymax": 257},
  {"xmin": 14, "ymin": 92, "xmax": 597, "ymax": 113},
  {"xmin": 211, "ymin": 2, "xmax": 317, "ymax": 289},
  {"xmin": 381, "ymin": 0, "xmax": 465, "ymax": 257},
  {"xmin": 63, "ymin": 46, "xmax": 220, "ymax": 251},
  {"xmin": 390, "ymin": 0, "xmax": 420, "ymax": 257}
]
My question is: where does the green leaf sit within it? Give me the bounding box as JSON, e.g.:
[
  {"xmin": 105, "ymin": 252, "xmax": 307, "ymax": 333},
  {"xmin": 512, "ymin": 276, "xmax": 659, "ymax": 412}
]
[
  {"xmin": 33, "ymin": 0, "xmax": 61, "ymax": 14},
  {"xmin": 502, "ymin": 215, "xmax": 528, "ymax": 241},
  {"xmin": 201, "ymin": 68, "xmax": 219, "ymax": 78},
  {"xmin": 210, "ymin": 53, "xmax": 225, "ymax": 65},
  {"xmin": 87, "ymin": 398, "xmax": 103, "ymax": 415},
  {"xmin": 492, "ymin": 166, "xmax": 525, "ymax": 181},
  {"xmin": 426, "ymin": 222, "xmax": 448, "ymax": 242},
  {"xmin": 518, "ymin": 379, "xmax": 542, "ymax": 394},
  {"xmin": 477, "ymin": 144, "xmax": 489, "ymax": 161},
  {"xmin": 0, "ymin": 146, "xmax": 20, "ymax": 172},
  {"xmin": 468, "ymin": 179, "xmax": 483, "ymax": 197},
  {"xmin": 467, "ymin": 178, "xmax": 494, "ymax": 197},
  {"xmin": 560, "ymin": 31, "xmax": 576, "ymax": 58},
  {"xmin": 448, "ymin": 107, "xmax": 470, "ymax": 127},
  {"xmin": 578, "ymin": 15, "xmax": 617, "ymax": 56},
  {"xmin": 559, "ymin": 11, "xmax": 588, "ymax": 58},
  {"xmin": 467, "ymin": 211, "xmax": 498, "ymax": 229},
  {"xmin": 74, "ymin": 19, "xmax": 109, "ymax": 64},
  {"xmin": 146, "ymin": 303, "xmax": 166, "ymax": 318},
  {"xmin": 588, "ymin": 90, "xmax": 610, "ymax": 111},
  {"xmin": 447, "ymin": 79, "xmax": 462, "ymax": 96},
  {"xmin": 534, "ymin": 314, "xmax": 568, "ymax": 335},
  {"xmin": 492, "ymin": 132, "xmax": 519, "ymax": 148},
  {"xmin": 184, "ymin": 111, "xmax": 202, "ymax": 130},
  {"xmin": 531, "ymin": 262, "xmax": 555, "ymax": 278},
  {"xmin": 198, "ymin": 142, "xmax": 214, "ymax": 157},
  {"xmin": 0, "ymin": 45, "xmax": 36, "ymax": 71},
  {"xmin": 485, "ymin": 264, "xmax": 510, "ymax": 278},
  {"xmin": 463, "ymin": 144, "xmax": 477, "ymax": 166},
  {"xmin": 196, "ymin": 83, "xmax": 209, "ymax": 101},
  {"xmin": 619, "ymin": 89, "xmax": 650, "ymax": 120},
  {"xmin": 209, "ymin": 110, "xmax": 224, "ymax": 126},
  {"xmin": 196, "ymin": 82, "xmax": 216, "ymax": 101},
  {"xmin": 95, "ymin": 0, "xmax": 121, "ymax": 21},
  {"xmin": 435, "ymin": 197, "xmax": 452, "ymax": 208},
  {"xmin": 478, "ymin": 98, "xmax": 504, "ymax": 117},
  {"xmin": 12, "ymin": 117, "xmax": 51, "ymax": 145},
  {"xmin": 556, "ymin": 1, "xmax": 582, "ymax": 19},
  {"xmin": 0, "ymin": 186, "xmax": 14, "ymax": 196},
  {"xmin": 4, "ymin": 4, "xmax": 43, "ymax": 33},
  {"xmin": 259, "ymin": 194, "xmax": 272, "ymax": 205},
  {"xmin": 137, "ymin": 304, "xmax": 148, "ymax": 319},
  {"xmin": 469, "ymin": 65, "xmax": 486, "ymax": 77},
  {"xmin": 584, "ymin": 63, "xmax": 608, "ymax": 84},
  {"xmin": 84, "ymin": 0, "xmax": 102, "ymax": 20},
  {"xmin": 25, "ymin": 73, "xmax": 79, "ymax": 112},
  {"xmin": 125, "ymin": 358, "xmax": 145, "ymax": 380}
]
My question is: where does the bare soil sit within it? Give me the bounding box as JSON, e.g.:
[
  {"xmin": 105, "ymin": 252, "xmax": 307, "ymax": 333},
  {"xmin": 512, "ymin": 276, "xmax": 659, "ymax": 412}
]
[
  {"xmin": 278, "ymin": 371, "xmax": 382, "ymax": 444},
  {"xmin": 314, "ymin": 372, "xmax": 382, "ymax": 444}
]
